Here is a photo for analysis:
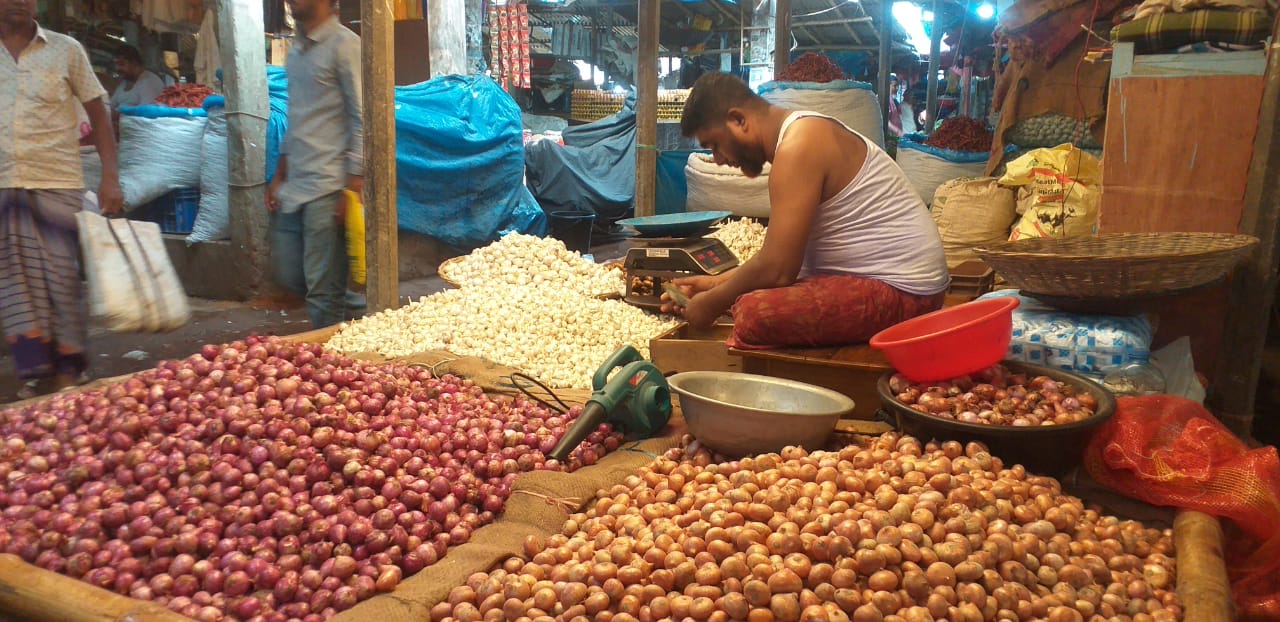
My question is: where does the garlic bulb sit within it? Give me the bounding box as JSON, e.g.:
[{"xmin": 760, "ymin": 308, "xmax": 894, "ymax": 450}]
[
  {"xmin": 707, "ymin": 218, "xmax": 767, "ymax": 263},
  {"xmin": 326, "ymin": 284, "xmax": 678, "ymax": 389},
  {"xmin": 439, "ymin": 233, "xmax": 625, "ymax": 297}
]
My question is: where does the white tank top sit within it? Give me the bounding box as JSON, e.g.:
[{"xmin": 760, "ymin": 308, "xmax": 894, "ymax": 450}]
[{"xmin": 778, "ymin": 111, "xmax": 950, "ymax": 296}]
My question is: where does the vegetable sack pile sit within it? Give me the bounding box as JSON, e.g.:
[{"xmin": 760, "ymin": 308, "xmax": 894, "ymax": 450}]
[
  {"xmin": 0, "ymin": 336, "xmax": 620, "ymax": 621},
  {"xmin": 154, "ymin": 84, "xmax": 217, "ymax": 109},
  {"xmin": 924, "ymin": 118, "xmax": 994, "ymax": 153}
]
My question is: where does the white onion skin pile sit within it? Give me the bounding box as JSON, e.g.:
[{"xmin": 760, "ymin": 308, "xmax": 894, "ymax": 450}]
[
  {"xmin": 326, "ymin": 284, "xmax": 678, "ymax": 389},
  {"xmin": 0, "ymin": 336, "xmax": 619, "ymax": 621},
  {"xmin": 434, "ymin": 434, "xmax": 1180, "ymax": 622},
  {"xmin": 439, "ymin": 233, "xmax": 625, "ymax": 297}
]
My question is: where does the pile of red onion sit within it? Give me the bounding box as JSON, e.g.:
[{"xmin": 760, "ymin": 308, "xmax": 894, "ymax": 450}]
[{"xmin": 0, "ymin": 336, "xmax": 620, "ymax": 621}]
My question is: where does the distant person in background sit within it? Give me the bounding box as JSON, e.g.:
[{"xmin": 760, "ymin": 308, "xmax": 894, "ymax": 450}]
[
  {"xmin": 265, "ymin": 0, "xmax": 366, "ymax": 329},
  {"xmin": 109, "ymin": 44, "xmax": 165, "ymax": 110},
  {"xmin": 1, "ymin": 0, "xmax": 124, "ymax": 398},
  {"xmin": 887, "ymin": 74, "xmax": 904, "ymax": 137}
]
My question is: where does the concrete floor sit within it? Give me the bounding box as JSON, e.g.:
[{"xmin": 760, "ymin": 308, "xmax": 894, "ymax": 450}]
[{"xmin": 0, "ymin": 236, "xmax": 631, "ymax": 405}]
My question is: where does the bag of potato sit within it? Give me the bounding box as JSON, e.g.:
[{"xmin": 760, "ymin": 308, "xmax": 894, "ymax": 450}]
[
  {"xmin": 1000, "ymin": 144, "xmax": 1101, "ymax": 240},
  {"xmin": 930, "ymin": 177, "xmax": 1017, "ymax": 267}
]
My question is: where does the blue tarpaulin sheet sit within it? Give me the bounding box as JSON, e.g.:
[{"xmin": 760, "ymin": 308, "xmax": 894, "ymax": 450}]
[
  {"xmin": 524, "ymin": 96, "xmax": 638, "ymax": 222},
  {"xmin": 395, "ymin": 75, "xmax": 546, "ymax": 247},
  {"xmin": 655, "ymin": 150, "xmax": 707, "ymax": 215}
]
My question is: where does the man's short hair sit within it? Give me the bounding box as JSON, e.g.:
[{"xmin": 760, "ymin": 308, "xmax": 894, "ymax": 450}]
[
  {"xmin": 680, "ymin": 72, "xmax": 767, "ymax": 137},
  {"xmin": 114, "ymin": 45, "xmax": 144, "ymax": 66}
]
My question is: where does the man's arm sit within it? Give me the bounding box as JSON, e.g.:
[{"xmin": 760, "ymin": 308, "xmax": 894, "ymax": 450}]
[
  {"xmin": 84, "ymin": 98, "xmax": 123, "ymax": 215},
  {"xmin": 676, "ymin": 125, "xmax": 829, "ymax": 327},
  {"xmin": 336, "ymin": 34, "xmax": 364, "ymax": 194}
]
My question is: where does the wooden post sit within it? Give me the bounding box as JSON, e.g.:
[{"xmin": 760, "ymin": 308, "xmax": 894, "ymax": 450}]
[
  {"xmin": 634, "ymin": 0, "xmax": 660, "ymax": 218},
  {"xmin": 876, "ymin": 0, "xmax": 892, "ymax": 140},
  {"xmin": 362, "ymin": 0, "xmax": 399, "ymax": 311},
  {"xmin": 217, "ymin": 0, "xmax": 270, "ymax": 298},
  {"xmin": 1210, "ymin": 16, "xmax": 1280, "ymax": 438},
  {"xmin": 773, "ymin": 0, "xmax": 791, "ymax": 77},
  {"xmin": 924, "ymin": 0, "xmax": 942, "ymax": 134}
]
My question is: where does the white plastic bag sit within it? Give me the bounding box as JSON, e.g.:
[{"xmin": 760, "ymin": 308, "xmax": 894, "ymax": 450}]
[
  {"xmin": 189, "ymin": 106, "xmax": 230, "ymax": 243},
  {"xmin": 117, "ymin": 108, "xmax": 207, "ymax": 210},
  {"xmin": 76, "ymin": 212, "xmax": 191, "ymax": 333},
  {"xmin": 684, "ymin": 153, "xmax": 772, "ymax": 218},
  {"xmin": 758, "ymin": 81, "xmax": 885, "ymax": 149}
]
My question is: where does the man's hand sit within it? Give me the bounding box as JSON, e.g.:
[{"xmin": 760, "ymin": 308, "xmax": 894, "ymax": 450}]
[
  {"xmin": 97, "ymin": 177, "xmax": 124, "ymax": 216},
  {"xmin": 337, "ymin": 176, "xmax": 363, "ymax": 223},
  {"xmin": 266, "ymin": 177, "xmax": 283, "ymax": 212},
  {"xmin": 658, "ymin": 274, "xmax": 721, "ymax": 314},
  {"xmin": 677, "ymin": 293, "xmax": 724, "ymax": 329}
]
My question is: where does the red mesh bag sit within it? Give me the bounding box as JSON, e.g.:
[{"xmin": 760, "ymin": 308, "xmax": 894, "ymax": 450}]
[{"xmin": 1085, "ymin": 395, "xmax": 1280, "ymax": 620}]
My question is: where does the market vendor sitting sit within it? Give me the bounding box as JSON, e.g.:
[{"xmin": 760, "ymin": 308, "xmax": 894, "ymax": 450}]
[{"xmin": 662, "ymin": 72, "xmax": 949, "ymax": 349}]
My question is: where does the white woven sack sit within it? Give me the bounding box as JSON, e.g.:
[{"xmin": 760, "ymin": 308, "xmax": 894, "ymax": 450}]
[
  {"xmin": 930, "ymin": 177, "xmax": 1017, "ymax": 267},
  {"xmin": 896, "ymin": 148, "xmax": 988, "ymax": 205},
  {"xmin": 76, "ymin": 212, "xmax": 191, "ymax": 333},
  {"xmin": 760, "ymin": 86, "xmax": 885, "ymax": 149},
  {"xmin": 189, "ymin": 107, "xmax": 230, "ymax": 244},
  {"xmin": 684, "ymin": 153, "xmax": 772, "ymax": 218},
  {"xmin": 118, "ymin": 114, "xmax": 206, "ymax": 210}
]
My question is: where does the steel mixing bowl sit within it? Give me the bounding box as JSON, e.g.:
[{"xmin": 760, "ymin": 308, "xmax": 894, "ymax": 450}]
[{"xmin": 668, "ymin": 372, "xmax": 855, "ymax": 457}]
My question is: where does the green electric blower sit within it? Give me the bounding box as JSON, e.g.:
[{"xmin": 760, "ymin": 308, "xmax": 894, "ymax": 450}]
[{"xmin": 548, "ymin": 345, "xmax": 672, "ymax": 462}]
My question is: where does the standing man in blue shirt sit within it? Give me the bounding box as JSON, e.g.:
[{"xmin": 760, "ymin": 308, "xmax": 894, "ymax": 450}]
[{"xmin": 266, "ymin": 0, "xmax": 366, "ymax": 328}]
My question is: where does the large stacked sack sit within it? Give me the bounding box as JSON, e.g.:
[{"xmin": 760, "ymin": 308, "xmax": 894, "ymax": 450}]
[
  {"xmin": 896, "ymin": 134, "xmax": 991, "ymax": 205},
  {"xmin": 930, "ymin": 177, "xmax": 1017, "ymax": 267},
  {"xmin": 758, "ymin": 80, "xmax": 886, "ymax": 149},
  {"xmin": 683, "ymin": 153, "xmax": 771, "ymax": 218},
  {"xmin": 117, "ymin": 105, "xmax": 207, "ymax": 210}
]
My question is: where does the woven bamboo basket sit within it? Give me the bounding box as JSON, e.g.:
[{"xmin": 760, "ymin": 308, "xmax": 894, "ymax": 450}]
[
  {"xmin": 437, "ymin": 256, "xmax": 465, "ymax": 288},
  {"xmin": 974, "ymin": 233, "xmax": 1258, "ymax": 298}
]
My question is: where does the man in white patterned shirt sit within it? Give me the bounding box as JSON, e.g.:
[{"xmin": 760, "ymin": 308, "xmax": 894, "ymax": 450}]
[{"xmin": 1, "ymin": 0, "xmax": 123, "ymax": 396}]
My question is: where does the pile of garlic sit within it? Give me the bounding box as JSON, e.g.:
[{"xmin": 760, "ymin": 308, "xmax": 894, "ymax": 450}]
[
  {"xmin": 326, "ymin": 284, "xmax": 678, "ymax": 389},
  {"xmin": 439, "ymin": 233, "xmax": 625, "ymax": 297},
  {"xmin": 707, "ymin": 218, "xmax": 767, "ymax": 262}
]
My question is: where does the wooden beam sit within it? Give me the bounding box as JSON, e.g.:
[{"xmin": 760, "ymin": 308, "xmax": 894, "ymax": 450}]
[
  {"xmin": 827, "ymin": 0, "xmax": 864, "ymax": 45},
  {"xmin": 795, "ymin": 44, "xmax": 879, "ymax": 51},
  {"xmin": 1210, "ymin": 15, "xmax": 1280, "ymax": 438},
  {"xmin": 362, "ymin": 0, "xmax": 399, "ymax": 312},
  {"xmin": 793, "ymin": 17, "xmax": 875, "ymax": 27},
  {"xmin": 876, "ymin": 0, "xmax": 893, "ymax": 140},
  {"xmin": 217, "ymin": 0, "xmax": 270, "ymax": 299},
  {"xmin": 924, "ymin": 0, "xmax": 943, "ymax": 134},
  {"xmin": 774, "ymin": 0, "xmax": 791, "ymax": 76},
  {"xmin": 635, "ymin": 0, "xmax": 660, "ymax": 217}
]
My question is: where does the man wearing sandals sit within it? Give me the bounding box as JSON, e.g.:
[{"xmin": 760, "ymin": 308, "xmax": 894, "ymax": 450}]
[{"xmin": 1, "ymin": 0, "xmax": 124, "ymax": 398}]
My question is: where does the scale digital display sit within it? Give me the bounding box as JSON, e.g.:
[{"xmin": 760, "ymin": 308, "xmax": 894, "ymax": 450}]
[{"xmin": 622, "ymin": 238, "xmax": 740, "ymax": 310}]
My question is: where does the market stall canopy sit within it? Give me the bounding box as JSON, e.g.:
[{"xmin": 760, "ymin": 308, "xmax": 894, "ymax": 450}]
[{"xmin": 526, "ymin": 0, "xmax": 922, "ymax": 76}]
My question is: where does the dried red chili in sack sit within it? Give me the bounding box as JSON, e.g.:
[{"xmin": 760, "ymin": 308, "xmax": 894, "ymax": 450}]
[
  {"xmin": 925, "ymin": 117, "xmax": 993, "ymax": 152},
  {"xmin": 153, "ymin": 84, "xmax": 215, "ymax": 108},
  {"xmin": 776, "ymin": 52, "xmax": 846, "ymax": 83},
  {"xmin": 726, "ymin": 274, "xmax": 944, "ymax": 349},
  {"xmin": 1085, "ymin": 396, "xmax": 1280, "ymax": 621}
]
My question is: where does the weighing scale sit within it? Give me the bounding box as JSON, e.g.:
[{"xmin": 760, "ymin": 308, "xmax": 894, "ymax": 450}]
[{"xmin": 622, "ymin": 236, "xmax": 740, "ymax": 309}]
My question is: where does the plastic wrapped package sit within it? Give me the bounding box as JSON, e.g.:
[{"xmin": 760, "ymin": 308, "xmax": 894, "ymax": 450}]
[{"xmin": 979, "ymin": 290, "xmax": 1155, "ymax": 378}]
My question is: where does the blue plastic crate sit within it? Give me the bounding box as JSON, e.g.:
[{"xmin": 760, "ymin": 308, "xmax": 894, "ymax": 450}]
[{"xmin": 143, "ymin": 188, "xmax": 200, "ymax": 235}]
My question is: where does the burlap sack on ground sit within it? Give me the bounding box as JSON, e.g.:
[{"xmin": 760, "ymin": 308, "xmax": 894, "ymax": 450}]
[
  {"xmin": 331, "ymin": 432, "xmax": 682, "ymax": 622},
  {"xmin": 930, "ymin": 177, "xmax": 1017, "ymax": 267}
]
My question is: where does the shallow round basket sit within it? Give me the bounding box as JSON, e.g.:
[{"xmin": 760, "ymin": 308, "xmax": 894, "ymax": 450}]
[
  {"xmin": 669, "ymin": 372, "xmax": 854, "ymax": 457},
  {"xmin": 437, "ymin": 256, "xmax": 464, "ymax": 288},
  {"xmin": 876, "ymin": 361, "xmax": 1116, "ymax": 475},
  {"xmin": 974, "ymin": 233, "xmax": 1258, "ymax": 298}
]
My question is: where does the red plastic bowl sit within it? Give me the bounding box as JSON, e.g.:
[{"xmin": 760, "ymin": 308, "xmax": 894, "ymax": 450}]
[{"xmin": 869, "ymin": 297, "xmax": 1020, "ymax": 382}]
